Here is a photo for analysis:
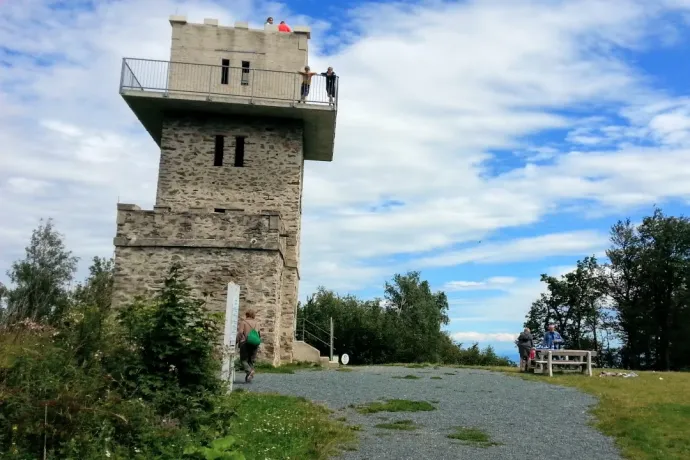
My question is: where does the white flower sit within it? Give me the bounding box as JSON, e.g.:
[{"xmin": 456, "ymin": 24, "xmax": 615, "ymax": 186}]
[{"xmin": 105, "ymin": 449, "xmax": 111, "ymax": 458}]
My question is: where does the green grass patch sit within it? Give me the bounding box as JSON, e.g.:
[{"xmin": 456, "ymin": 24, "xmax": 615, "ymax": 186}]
[
  {"xmin": 392, "ymin": 374, "xmax": 421, "ymax": 380},
  {"xmin": 430, "ymin": 376, "xmax": 442, "ymax": 380},
  {"xmin": 444, "ymin": 372, "xmax": 457, "ymax": 376},
  {"xmin": 229, "ymin": 391, "xmax": 357, "ymax": 458},
  {"xmin": 253, "ymin": 361, "xmax": 323, "ymax": 374},
  {"xmin": 447, "ymin": 427, "xmax": 500, "ymax": 447},
  {"xmin": 355, "ymin": 399, "xmax": 436, "ymax": 414},
  {"xmin": 375, "ymin": 419, "xmax": 417, "ymax": 431}
]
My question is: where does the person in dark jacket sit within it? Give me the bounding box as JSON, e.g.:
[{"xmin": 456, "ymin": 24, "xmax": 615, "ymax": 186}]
[
  {"xmin": 516, "ymin": 327, "xmax": 534, "ymax": 372},
  {"xmin": 321, "ymin": 67, "xmax": 337, "ymax": 105}
]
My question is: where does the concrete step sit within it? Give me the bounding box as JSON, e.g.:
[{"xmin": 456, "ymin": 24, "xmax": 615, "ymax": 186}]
[{"xmin": 320, "ymin": 356, "xmax": 340, "ymax": 368}]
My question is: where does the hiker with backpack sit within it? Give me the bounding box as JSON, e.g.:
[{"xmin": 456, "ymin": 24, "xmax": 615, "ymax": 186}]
[{"xmin": 237, "ymin": 309, "xmax": 261, "ymax": 383}]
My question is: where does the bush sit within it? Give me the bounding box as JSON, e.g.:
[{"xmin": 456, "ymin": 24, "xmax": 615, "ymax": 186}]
[{"xmin": 0, "ymin": 264, "xmax": 238, "ymax": 459}]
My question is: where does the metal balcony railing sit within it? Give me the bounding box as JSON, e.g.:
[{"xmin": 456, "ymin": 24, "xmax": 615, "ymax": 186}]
[{"xmin": 120, "ymin": 58, "xmax": 339, "ymax": 107}]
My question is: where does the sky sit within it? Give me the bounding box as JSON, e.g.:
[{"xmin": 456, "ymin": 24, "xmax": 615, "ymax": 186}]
[{"xmin": 2, "ymin": 0, "xmax": 690, "ymax": 362}]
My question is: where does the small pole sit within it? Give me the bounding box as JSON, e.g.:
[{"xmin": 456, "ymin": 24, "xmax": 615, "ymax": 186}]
[
  {"xmin": 586, "ymin": 351, "xmax": 592, "ymax": 377},
  {"xmin": 329, "ymin": 317, "xmax": 334, "ymax": 362},
  {"xmin": 547, "ymin": 351, "xmax": 553, "ymax": 377}
]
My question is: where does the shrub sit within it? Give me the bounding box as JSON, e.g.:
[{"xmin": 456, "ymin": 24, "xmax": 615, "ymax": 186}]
[{"xmin": 0, "ymin": 264, "xmax": 236, "ymax": 459}]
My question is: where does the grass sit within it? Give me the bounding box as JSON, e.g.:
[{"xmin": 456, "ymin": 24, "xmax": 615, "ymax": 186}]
[
  {"xmin": 229, "ymin": 391, "xmax": 357, "ymax": 459},
  {"xmin": 253, "ymin": 361, "xmax": 323, "ymax": 374},
  {"xmin": 447, "ymin": 427, "xmax": 500, "ymax": 448},
  {"xmin": 354, "ymin": 399, "xmax": 436, "ymax": 414},
  {"xmin": 481, "ymin": 366, "xmax": 690, "ymax": 460},
  {"xmin": 392, "ymin": 374, "xmax": 421, "ymax": 380},
  {"xmin": 430, "ymin": 376, "xmax": 442, "ymax": 380},
  {"xmin": 374, "ymin": 419, "xmax": 417, "ymax": 431}
]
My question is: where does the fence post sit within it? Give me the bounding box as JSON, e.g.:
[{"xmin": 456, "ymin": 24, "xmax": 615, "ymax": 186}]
[{"xmin": 329, "ymin": 317, "xmax": 334, "ymax": 362}]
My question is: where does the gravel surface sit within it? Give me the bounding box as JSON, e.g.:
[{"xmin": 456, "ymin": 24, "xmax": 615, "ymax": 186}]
[{"xmin": 243, "ymin": 366, "xmax": 622, "ymax": 460}]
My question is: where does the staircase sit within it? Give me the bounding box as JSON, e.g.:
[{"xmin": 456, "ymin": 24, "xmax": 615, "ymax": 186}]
[{"xmin": 293, "ymin": 316, "xmax": 340, "ymax": 368}]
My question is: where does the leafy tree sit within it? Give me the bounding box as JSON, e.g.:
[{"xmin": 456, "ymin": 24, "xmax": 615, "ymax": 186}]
[
  {"xmin": 523, "ymin": 256, "xmax": 606, "ymax": 352},
  {"xmin": 3, "ymin": 219, "xmax": 78, "ymax": 324}
]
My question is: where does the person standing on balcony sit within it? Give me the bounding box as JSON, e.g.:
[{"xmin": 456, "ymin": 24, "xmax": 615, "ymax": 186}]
[
  {"xmin": 278, "ymin": 20, "xmax": 291, "ymax": 32},
  {"xmin": 298, "ymin": 66, "xmax": 317, "ymax": 103},
  {"xmin": 265, "ymin": 17, "xmax": 274, "ymax": 25},
  {"xmin": 321, "ymin": 67, "xmax": 337, "ymax": 105}
]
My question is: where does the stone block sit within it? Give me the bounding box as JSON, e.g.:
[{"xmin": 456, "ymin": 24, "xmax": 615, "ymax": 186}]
[
  {"xmin": 203, "ymin": 18, "xmax": 218, "ymax": 26},
  {"xmin": 169, "ymin": 15, "xmax": 187, "ymax": 25},
  {"xmin": 234, "ymin": 21, "xmax": 249, "ymax": 29},
  {"xmin": 292, "ymin": 26, "xmax": 311, "ymax": 39}
]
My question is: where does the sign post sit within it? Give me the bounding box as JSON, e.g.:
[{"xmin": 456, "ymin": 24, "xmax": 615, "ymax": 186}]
[{"xmin": 222, "ymin": 282, "xmax": 241, "ymax": 392}]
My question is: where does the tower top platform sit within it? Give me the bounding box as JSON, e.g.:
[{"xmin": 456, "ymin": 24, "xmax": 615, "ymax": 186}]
[{"xmin": 119, "ymin": 16, "xmax": 338, "ymax": 161}]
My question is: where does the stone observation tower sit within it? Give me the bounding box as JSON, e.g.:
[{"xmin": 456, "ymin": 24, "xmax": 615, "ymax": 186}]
[{"xmin": 111, "ymin": 16, "xmax": 338, "ymax": 365}]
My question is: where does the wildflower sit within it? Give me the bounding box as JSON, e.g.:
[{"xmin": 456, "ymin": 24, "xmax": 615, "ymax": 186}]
[{"xmin": 105, "ymin": 448, "xmax": 111, "ymax": 458}]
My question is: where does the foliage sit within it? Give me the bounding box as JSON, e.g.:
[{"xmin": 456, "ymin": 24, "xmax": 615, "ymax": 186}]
[
  {"xmin": 297, "ymin": 272, "xmax": 513, "ymax": 367},
  {"xmin": 115, "ymin": 263, "xmax": 224, "ymax": 415},
  {"xmin": 524, "ymin": 208, "xmax": 690, "ymax": 371},
  {"xmin": 2, "ymin": 219, "xmax": 78, "ymax": 325}
]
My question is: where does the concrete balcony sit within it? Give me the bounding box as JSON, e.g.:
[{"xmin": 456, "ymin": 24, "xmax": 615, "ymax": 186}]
[{"xmin": 119, "ymin": 58, "xmax": 338, "ymax": 161}]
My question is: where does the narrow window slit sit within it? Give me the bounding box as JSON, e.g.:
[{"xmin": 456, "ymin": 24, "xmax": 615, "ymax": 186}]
[
  {"xmin": 234, "ymin": 136, "xmax": 245, "ymax": 167},
  {"xmin": 214, "ymin": 135, "xmax": 224, "ymax": 166},
  {"xmin": 221, "ymin": 59, "xmax": 230, "ymax": 84}
]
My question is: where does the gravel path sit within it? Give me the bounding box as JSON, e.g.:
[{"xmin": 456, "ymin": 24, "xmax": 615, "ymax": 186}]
[{"xmin": 243, "ymin": 366, "xmax": 622, "ymax": 460}]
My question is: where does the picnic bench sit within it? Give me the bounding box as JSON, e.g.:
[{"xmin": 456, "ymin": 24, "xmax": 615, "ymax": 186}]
[{"xmin": 529, "ymin": 349, "xmax": 597, "ymax": 377}]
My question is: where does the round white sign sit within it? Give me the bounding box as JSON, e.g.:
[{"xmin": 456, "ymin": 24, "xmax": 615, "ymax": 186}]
[{"xmin": 341, "ymin": 353, "xmax": 350, "ymax": 365}]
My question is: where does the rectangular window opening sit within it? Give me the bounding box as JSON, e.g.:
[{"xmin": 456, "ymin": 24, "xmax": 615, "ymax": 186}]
[
  {"xmin": 241, "ymin": 61, "xmax": 250, "ymax": 86},
  {"xmin": 221, "ymin": 59, "xmax": 230, "ymax": 85},
  {"xmin": 214, "ymin": 135, "xmax": 225, "ymax": 166},
  {"xmin": 234, "ymin": 136, "xmax": 245, "ymax": 167},
  {"xmin": 214, "ymin": 208, "xmax": 226, "ymax": 213}
]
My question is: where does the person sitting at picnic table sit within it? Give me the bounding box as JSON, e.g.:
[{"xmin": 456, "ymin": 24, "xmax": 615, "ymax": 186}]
[{"xmin": 541, "ymin": 324, "xmax": 564, "ymax": 360}]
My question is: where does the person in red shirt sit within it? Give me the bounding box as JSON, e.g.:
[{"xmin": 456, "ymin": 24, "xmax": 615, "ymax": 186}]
[{"xmin": 278, "ymin": 21, "xmax": 291, "ymax": 32}]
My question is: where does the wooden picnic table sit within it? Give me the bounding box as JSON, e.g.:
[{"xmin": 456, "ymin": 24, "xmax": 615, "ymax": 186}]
[{"xmin": 529, "ymin": 349, "xmax": 597, "ymax": 377}]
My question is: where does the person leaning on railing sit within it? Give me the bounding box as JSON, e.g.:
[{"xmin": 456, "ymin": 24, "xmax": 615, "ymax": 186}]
[
  {"xmin": 298, "ymin": 66, "xmax": 317, "ymax": 103},
  {"xmin": 321, "ymin": 67, "xmax": 337, "ymax": 106}
]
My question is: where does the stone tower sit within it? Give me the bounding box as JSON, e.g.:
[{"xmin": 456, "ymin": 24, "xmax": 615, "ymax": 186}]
[{"xmin": 112, "ymin": 16, "xmax": 337, "ymax": 365}]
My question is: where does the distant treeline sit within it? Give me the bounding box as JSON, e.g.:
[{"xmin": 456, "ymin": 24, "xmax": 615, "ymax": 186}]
[{"xmin": 297, "ymin": 272, "xmax": 513, "ymax": 367}]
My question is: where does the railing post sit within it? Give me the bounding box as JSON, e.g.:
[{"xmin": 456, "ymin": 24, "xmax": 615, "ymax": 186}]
[
  {"xmin": 329, "ymin": 317, "xmax": 334, "ymax": 362},
  {"xmin": 207, "ymin": 65, "xmax": 213, "ymax": 100},
  {"xmin": 119, "ymin": 58, "xmax": 125, "ymax": 94}
]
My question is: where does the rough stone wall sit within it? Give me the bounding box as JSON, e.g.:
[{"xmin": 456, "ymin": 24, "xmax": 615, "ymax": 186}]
[
  {"xmin": 155, "ymin": 114, "xmax": 304, "ymax": 239},
  {"xmin": 112, "ymin": 205, "xmax": 288, "ymax": 365},
  {"xmin": 279, "ymin": 267, "xmax": 299, "ymax": 362},
  {"xmin": 170, "ymin": 22, "xmax": 308, "ymax": 72}
]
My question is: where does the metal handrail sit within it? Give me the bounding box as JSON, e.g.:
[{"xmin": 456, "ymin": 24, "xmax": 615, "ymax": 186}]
[
  {"xmin": 302, "ymin": 317, "xmax": 336, "ymax": 339},
  {"xmin": 119, "ymin": 57, "xmax": 339, "ymax": 107},
  {"xmin": 303, "ymin": 329, "xmax": 334, "ymax": 349}
]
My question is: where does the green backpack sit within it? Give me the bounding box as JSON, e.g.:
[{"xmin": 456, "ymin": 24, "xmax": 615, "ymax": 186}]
[{"xmin": 246, "ymin": 328, "xmax": 261, "ymax": 347}]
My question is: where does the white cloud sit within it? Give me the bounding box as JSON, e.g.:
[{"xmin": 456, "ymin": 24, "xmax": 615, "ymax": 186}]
[
  {"xmin": 443, "ymin": 276, "xmax": 517, "ymax": 292},
  {"xmin": 451, "ymin": 332, "xmax": 517, "ymax": 343},
  {"xmin": 2, "ymin": 0, "xmax": 690, "ymax": 307}
]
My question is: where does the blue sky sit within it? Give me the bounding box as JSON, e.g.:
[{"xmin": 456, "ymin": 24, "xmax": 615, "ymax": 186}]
[{"xmin": 2, "ymin": 0, "xmax": 690, "ymax": 362}]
